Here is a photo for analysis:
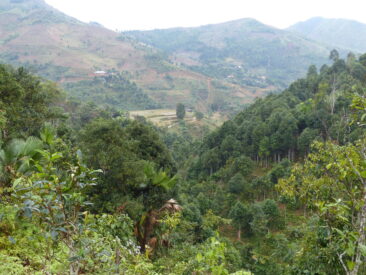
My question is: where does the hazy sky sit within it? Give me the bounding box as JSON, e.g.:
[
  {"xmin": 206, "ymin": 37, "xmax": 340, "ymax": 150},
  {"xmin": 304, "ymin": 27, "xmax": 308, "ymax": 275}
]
[{"xmin": 45, "ymin": 0, "xmax": 366, "ymax": 31}]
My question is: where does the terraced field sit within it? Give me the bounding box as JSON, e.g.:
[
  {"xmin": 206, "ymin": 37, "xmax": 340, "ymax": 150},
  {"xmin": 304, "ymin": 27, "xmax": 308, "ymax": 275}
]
[{"xmin": 129, "ymin": 109, "xmax": 226, "ymax": 136}]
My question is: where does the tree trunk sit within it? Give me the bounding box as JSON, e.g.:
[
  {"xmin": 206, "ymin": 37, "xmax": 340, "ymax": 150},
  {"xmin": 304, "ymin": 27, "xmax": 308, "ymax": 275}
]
[
  {"xmin": 137, "ymin": 210, "xmax": 158, "ymax": 253},
  {"xmin": 350, "ymin": 187, "xmax": 366, "ymax": 275},
  {"xmin": 237, "ymin": 226, "xmax": 241, "ymax": 241}
]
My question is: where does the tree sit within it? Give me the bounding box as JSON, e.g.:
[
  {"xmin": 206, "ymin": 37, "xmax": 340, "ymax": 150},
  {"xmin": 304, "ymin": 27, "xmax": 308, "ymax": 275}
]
[
  {"xmin": 297, "ymin": 128, "xmax": 319, "ymax": 155},
  {"xmin": 307, "ymin": 64, "xmax": 318, "ymax": 78},
  {"xmin": 359, "ymin": 53, "xmax": 366, "ymax": 67},
  {"xmin": 134, "ymin": 162, "xmax": 178, "ymax": 252},
  {"xmin": 346, "ymin": 52, "xmax": 356, "ymax": 67},
  {"xmin": 78, "ymin": 118, "xmax": 175, "ymax": 211},
  {"xmin": 329, "ymin": 49, "xmax": 340, "ymax": 62},
  {"xmin": 261, "ymin": 199, "xmax": 282, "ymax": 230},
  {"xmin": 12, "ymin": 141, "xmax": 101, "ymax": 274},
  {"xmin": 176, "ymin": 103, "xmax": 186, "ymax": 120},
  {"xmin": 0, "ymin": 66, "xmax": 63, "ymax": 139},
  {"xmin": 195, "ymin": 111, "xmax": 204, "ymax": 121},
  {"xmin": 250, "ymin": 204, "xmax": 268, "ymax": 237},
  {"xmin": 258, "ymin": 137, "xmax": 270, "ymax": 167},
  {"xmin": 125, "ymin": 120, "xmax": 175, "ymax": 172},
  {"xmin": 350, "ymin": 63, "xmax": 366, "ymax": 82},
  {"xmin": 228, "ymin": 173, "xmax": 247, "ymax": 194},
  {"xmin": 229, "ymin": 202, "xmax": 252, "ymax": 240},
  {"xmin": 278, "ymin": 140, "xmax": 366, "ymax": 275}
]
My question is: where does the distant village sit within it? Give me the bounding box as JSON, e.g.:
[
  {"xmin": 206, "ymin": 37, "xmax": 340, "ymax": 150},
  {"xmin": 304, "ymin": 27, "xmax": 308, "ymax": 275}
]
[{"xmin": 91, "ymin": 70, "xmax": 108, "ymax": 77}]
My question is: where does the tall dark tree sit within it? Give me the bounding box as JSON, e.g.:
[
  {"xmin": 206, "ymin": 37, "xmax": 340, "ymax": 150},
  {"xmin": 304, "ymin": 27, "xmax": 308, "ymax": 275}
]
[
  {"xmin": 329, "ymin": 49, "xmax": 339, "ymax": 62},
  {"xmin": 229, "ymin": 201, "xmax": 252, "ymax": 240},
  {"xmin": 176, "ymin": 103, "xmax": 186, "ymax": 120}
]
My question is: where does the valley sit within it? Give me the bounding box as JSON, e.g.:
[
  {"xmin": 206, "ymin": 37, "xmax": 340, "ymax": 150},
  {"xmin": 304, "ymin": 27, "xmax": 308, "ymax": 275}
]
[{"xmin": 1, "ymin": 1, "xmax": 366, "ymax": 274}]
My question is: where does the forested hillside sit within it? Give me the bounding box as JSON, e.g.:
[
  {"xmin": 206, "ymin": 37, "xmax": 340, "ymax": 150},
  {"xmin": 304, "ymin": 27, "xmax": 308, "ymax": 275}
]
[
  {"xmin": 190, "ymin": 50, "xmax": 366, "ymax": 178},
  {"xmin": 185, "ymin": 51, "xmax": 366, "ymax": 274},
  {"xmin": 0, "ymin": 63, "xmax": 252, "ymax": 274},
  {"xmin": 126, "ymin": 18, "xmax": 330, "ymax": 89},
  {"xmin": 1, "ymin": 47, "xmax": 366, "ymax": 274}
]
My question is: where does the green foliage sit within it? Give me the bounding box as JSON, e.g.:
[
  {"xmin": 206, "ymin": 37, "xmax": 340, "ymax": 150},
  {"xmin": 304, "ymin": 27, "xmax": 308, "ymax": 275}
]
[
  {"xmin": 78, "ymin": 118, "xmax": 176, "ymax": 212},
  {"xmin": 278, "ymin": 139, "xmax": 366, "ymax": 274},
  {"xmin": 0, "ymin": 65, "xmax": 64, "ymax": 139},
  {"xmin": 228, "ymin": 173, "xmax": 247, "ymax": 194},
  {"xmin": 191, "ymin": 53, "xmax": 366, "ymax": 178},
  {"xmin": 195, "ymin": 237, "xmax": 235, "ymax": 274},
  {"xmin": 0, "ymin": 62, "xmax": 263, "ymax": 274},
  {"xmin": 0, "ymin": 136, "xmax": 43, "ymax": 186},
  {"xmin": 12, "ymin": 144, "xmax": 101, "ymax": 273},
  {"xmin": 126, "ymin": 19, "xmax": 329, "ymax": 90},
  {"xmin": 64, "ymin": 73, "xmax": 160, "ymax": 111},
  {"xmin": 195, "ymin": 111, "xmax": 204, "ymax": 120},
  {"xmin": 151, "ymin": 236, "xmax": 250, "ymax": 274},
  {"xmin": 0, "ymin": 253, "xmax": 29, "ymax": 275},
  {"xmin": 229, "ymin": 202, "xmax": 252, "ymax": 236},
  {"xmin": 176, "ymin": 103, "xmax": 186, "ymax": 120},
  {"xmin": 4, "ymin": 43, "xmax": 366, "ymax": 273}
]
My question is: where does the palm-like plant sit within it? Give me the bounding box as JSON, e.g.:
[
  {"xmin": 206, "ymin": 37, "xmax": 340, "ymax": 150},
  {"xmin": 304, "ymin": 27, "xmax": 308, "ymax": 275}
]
[
  {"xmin": 0, "ymin": 136, "xmax": 43, "ymax": 186},
  {"xmin": 134, "ymin": 162, "xmax": 179, "ymax": 252}
]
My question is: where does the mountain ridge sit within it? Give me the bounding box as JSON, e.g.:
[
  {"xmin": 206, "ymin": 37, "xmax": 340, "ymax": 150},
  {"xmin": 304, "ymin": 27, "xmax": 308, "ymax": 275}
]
[
  {"xmin": 0, "ymin": 0, "xmax": 262, "ymax": 112},
  {"xmin": 125, "ymin": 18, "xmax": 330, "ymax": 89},
  {"xmin": 288, "ymin": 17, "xmax": 366, "ymax": 53}
]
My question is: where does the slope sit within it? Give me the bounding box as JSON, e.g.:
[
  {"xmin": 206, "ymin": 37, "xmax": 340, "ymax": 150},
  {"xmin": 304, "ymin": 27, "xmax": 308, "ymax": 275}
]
[
  {"xmin": 288, "ymin": 17, "xmax": 366, "ymax": 53},
  {"xmin": 189, "ymin": 54, "xmax": 366, "ymax": 178},
  {"xmin": 0, "ymin": 0, "xmax": 258, "ymax": 112},
  {"xmin": 125, "ymin": 18, "xmax": 330, "ymax": 90}
]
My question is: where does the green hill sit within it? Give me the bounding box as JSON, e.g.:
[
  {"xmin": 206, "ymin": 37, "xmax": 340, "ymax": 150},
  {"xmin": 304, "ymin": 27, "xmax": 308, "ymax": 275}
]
[
  {"xmin": 125, "ymin": 18, "xmax": 330, "ymax": 89},
  {"xmin": 288, "ymin": 17, "xmax": 366, "ymax": 53},
  {"xmin": 189, "ymin": 53, "xmax": 366, "ymax": 178}
]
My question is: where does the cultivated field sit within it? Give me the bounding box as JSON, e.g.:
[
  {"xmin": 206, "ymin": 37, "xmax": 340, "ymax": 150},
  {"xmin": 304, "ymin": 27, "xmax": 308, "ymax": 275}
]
[{"xmin": 129, "ymin": 109, "xmax": 226, "ymax": 136}]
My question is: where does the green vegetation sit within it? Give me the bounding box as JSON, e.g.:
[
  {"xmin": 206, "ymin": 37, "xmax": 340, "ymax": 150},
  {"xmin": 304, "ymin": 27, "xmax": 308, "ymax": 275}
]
[
  {"xmin": 3, "ymin": 2, "xmax": 366, "ymax": 274},
  {"xmin": 126, "ymin": 18, "xmax": 330, "ymax": 89},
  {"xmin": 0, "ymin": 64, "xmax": 252, "ymax": 274},
  {"xmin": 190, "ymin": 50, "xmax": 365, "ymax": 179},
  {"xmin": 0, "ymin": 0, "xmax": 261, "ymax": 114},
  {"xmin": 64, "ymin": 74, "xmax": 160, "ymax": 110},
  {"xmin": 176, "ymin": 103, "xmax": 186, "ymax": 120},
  {"xmin": 2, "ymin": 23, "xmax": 366, "ymax": 273},
  {"xmin": 181, "ymin": 51, "xmax": 366, "ymax": 274}
]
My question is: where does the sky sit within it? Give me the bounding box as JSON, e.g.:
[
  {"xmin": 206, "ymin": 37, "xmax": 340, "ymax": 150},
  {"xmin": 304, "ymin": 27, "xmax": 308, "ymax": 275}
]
[{"xmin": 45, "ymin": 0, "xmax": 366, "ymax": 31}]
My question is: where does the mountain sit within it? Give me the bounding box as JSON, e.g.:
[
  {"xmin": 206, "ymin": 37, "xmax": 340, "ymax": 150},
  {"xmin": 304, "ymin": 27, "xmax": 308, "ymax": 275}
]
[
  {"xmin": 0, "ymin": 0, "xmax": 258, "ymax": 112},
  {"xmin": 288, "ymin": 17, "xmax": 366, "ymax": 53},
  {"xmin": 125, "ymin": 18, "xmax": 330, "ymax": 89},
  {"xmin": 190, "ymin": 53, "xmax": 366, "ymax": 178}
]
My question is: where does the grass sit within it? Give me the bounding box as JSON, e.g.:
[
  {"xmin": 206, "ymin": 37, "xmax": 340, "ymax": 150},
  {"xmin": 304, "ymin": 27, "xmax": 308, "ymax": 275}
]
[
  {"xmin": 129, "ymin": 109, "xmax": 194, "ymax": 127},
  {"xmin": 129, "ymin": 109, "xmax": 226, "ymax": 138}
]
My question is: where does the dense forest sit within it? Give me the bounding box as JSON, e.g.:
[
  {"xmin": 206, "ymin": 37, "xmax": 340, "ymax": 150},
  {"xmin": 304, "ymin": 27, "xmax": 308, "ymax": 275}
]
[{"xmin": 1, "ymin": 50, "xmax": 366, "ymax": 275}]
